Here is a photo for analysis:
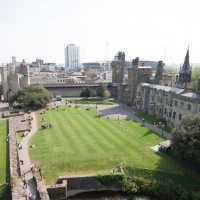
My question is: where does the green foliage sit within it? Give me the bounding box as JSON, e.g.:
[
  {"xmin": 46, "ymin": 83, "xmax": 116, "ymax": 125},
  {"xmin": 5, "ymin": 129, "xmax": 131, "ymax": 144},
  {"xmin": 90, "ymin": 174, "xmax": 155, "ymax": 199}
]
[
  {"xmin": 9, "ymin": 85, "xmax": 53, "ymax": 108},
  {"xmin": 122, "ymin": 166, "xmax": 197, "ymax": 199},
  {"xmin": 191, "ymin": 66, "xmax": 200, "ymax": 92},
  {"xmin": 95, "ymin": 174, "xmax": 123, "ymax": 187},
  {"xmin": 0, "ymin": 184, "xmax": 11, "ymax": 200},
  {"xmin": 96, "ymin": 83, "xmax": 110, "ymax": 99},
  {"xmin": 103, "ymin": 89, "xmax": 110, "ymax": 98},
  {"xmin": 165, "ymin": 66, "xmax": 179, "ymax": 75},
  {"xmin": 96, "ymin": 83, "xmax": 104, "ymax": 99},
  {"xmin": 74, "ymin": 98, "xmax": 114, "ymax": 105},
  {"xmin": 171, "ymin": 114, "xmax": 200, "ymax": 165},
  {"xmin": 191, "ymin": 192, "xmax": 200, "ymax": 200},
  {"xmin": 80, "ymin": 87, "xmax": 91, "ymax": 98}
]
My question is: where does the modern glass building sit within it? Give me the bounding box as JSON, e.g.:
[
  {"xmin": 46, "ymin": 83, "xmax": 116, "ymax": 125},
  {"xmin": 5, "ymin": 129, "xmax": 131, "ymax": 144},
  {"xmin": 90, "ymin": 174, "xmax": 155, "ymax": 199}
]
[{"xmin": 64, "ymin": 44, "xmax": 80, "ymax": 71}]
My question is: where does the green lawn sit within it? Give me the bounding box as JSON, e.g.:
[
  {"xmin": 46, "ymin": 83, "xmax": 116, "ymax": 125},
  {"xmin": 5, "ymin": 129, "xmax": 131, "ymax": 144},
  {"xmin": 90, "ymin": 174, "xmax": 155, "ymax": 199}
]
[
  {"xmin": 136, "ymin": 113, "xmax": 172, "ymax": 133},
  {"xmin": 73, "ymin": 98, "xmax": 115, "ymax": 105},
  {"xmin": 30, "ymin": 106, "xmax": 187, "ymax": 184},
  {"xmin": 0, "ymin": 120, "xmax": 8, "ymax": 184}
]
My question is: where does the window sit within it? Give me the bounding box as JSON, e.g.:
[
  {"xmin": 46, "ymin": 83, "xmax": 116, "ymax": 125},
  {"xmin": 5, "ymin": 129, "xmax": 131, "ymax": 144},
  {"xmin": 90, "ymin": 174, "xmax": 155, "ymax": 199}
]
[
  {"xmin": 179, "ymin": 114, "xmax": 182, "ymax": 120},
  {"xmin": 169, "ymin": 112, "xmax": 171, "ymax": 117},
  {"xmin": 181, "ymin": 102, "xmax": 184, "ymax": 108},
  {"xmin": 175, "ymin": 101, "xmax": 177, "ymax": 106},
  {"xmin": 188, "ymin": 104, "xmax": 191, "ymax": 110},
  {"xmin": 173, "ymin": 112, "xmax": 176, "ymax": 119},
  {"xmin": 164, "ymin": 109, "xmax": 167, "ymax": 114},
  {"xmin": 170, "ymin": 100, "xmax": 173, "ymax": 107}
]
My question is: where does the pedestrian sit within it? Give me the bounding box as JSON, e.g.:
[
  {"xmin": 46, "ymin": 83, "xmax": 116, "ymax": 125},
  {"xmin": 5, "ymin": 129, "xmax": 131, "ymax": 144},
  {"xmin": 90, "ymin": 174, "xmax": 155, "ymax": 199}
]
[
  {"xmin": 28, "ymin": 192, "xmax": 32, "ymax": 200},
  {"xmin": 6, "ymin": 135, "xmax": 9, "ymax": 142},
  {"xmin": 30, "ymin": 164, "xmax": 33, "ymax": 172},
  {"xmin": 32, "ymin": 194, "xmax": 36, "ymax": 200},
  {"xmin": 39, "ymin": 168, "xmax": 42, "ymax": 178},
  {"xmin": 23, "ymin": 179, "xmax": 27, "ymax": 188},
  {"xmin": 20, "ymin": 160, "xmax": 23, "ymax": 165}
]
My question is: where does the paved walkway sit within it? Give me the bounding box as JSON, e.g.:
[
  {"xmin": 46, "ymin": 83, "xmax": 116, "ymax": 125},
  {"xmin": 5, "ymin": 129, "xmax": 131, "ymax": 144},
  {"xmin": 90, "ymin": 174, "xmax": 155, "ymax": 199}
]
[
  {"xmin": 18, "ymin": 111, "xmax": 41, "ymax": 200},
  {"xmin": 96, "ymin": 102, "xmax": 172, "ymax": 140}
]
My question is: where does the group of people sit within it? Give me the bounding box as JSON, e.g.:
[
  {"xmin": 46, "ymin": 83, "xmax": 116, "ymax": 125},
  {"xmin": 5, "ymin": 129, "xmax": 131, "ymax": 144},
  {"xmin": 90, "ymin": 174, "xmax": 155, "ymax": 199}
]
[{"xmin": 28, "ymin": 192, "xmax": 36, "ymax": 200}]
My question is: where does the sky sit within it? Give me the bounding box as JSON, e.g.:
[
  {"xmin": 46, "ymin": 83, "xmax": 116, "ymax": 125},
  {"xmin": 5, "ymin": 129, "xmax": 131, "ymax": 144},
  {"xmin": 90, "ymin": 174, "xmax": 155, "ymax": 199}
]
[{"xmin": 0, "ymin": 0, "xmax": 200, "ymax": 65}]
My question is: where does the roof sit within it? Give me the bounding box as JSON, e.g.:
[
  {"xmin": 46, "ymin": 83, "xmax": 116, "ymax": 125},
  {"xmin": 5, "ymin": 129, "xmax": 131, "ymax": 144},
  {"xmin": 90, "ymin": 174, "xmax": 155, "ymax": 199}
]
[
  {"xmin": 139, "ymin": 83, "xmax": 184, "ymax": 94},
  {"xmin": 159, "ymin": 140, "xmax": 171, "ymax": 148},
  {"xmin": 181, "ymin": 93, "xmax": 200, "ymax": 99}
]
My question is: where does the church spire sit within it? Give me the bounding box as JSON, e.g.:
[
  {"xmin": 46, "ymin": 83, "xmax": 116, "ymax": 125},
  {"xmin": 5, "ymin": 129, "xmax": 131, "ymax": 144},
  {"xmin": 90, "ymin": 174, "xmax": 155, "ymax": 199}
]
[
  {"xmin": 178, "ymin": 48, "xmax": 192, "ymax": 84},
  {"xmin": 182, "ymin": 48, "xmax": 190, "ymax": 72}
]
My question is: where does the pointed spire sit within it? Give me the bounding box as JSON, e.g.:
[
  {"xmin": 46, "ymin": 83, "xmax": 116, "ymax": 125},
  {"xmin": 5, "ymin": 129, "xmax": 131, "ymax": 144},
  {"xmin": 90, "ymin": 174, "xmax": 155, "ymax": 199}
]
[
  {"xmin": 182, "ymin": 47, "xmax": 190, "ymax": 72},
  {"xmin": 178, "ymin": 48, "xmax": 192, "ymax": 84}
]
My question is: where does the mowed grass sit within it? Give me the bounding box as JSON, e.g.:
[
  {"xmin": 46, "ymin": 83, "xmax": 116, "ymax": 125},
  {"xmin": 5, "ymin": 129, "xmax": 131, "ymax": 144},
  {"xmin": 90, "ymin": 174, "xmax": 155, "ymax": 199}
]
[
  {"xmin": 29, "ymin": 106, "xmax": 187, "ymax": 184},
  {"xmin": 0, "ymin": 120, "xmax": 8, "ymax": 184}
]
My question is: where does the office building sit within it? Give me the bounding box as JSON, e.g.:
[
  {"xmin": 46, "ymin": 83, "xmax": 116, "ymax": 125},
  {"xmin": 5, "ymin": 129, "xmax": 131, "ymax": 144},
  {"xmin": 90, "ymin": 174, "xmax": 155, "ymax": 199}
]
[{"xmin": 64, "ymin": 44, "xmax": 80, "ymax": 71}]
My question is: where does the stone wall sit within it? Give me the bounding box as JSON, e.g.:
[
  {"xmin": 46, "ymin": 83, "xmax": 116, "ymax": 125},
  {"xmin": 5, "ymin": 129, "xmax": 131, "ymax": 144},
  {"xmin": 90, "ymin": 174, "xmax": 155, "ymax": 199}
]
[
  {"xmin": 8, "ymin": 116, "xmax": 30, "ymax": 199},
  {"xmin": 33, "ymin": 170, "xmax": 50, "ymax": 200},
  {"xmin": 55, "ymin": 176, "xmax": 121, "ymax": 198},
  {"xmin": 47, "ymin": 180, "xmax": 67, "ymax": 200},
  {"xmin": 8, "ymin": 114, "xmax": 50, "ymax": 200}
]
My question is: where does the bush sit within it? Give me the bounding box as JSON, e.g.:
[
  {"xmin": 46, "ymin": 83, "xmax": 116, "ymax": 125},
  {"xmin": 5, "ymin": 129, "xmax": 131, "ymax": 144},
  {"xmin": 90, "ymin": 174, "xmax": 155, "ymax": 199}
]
[
  {"xmin": 95, "ymin": 174, "xmax": 124, "ymax": 187},
  {"xmin": 0, "ymin": 184, "xmax": 11, "ymax": 200}
]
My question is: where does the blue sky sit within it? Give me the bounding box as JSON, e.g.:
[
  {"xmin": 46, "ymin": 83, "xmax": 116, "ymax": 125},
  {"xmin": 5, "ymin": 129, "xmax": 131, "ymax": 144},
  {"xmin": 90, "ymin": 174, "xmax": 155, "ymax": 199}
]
[{"xmin": 0, "ymin": 0, "xmax": 200, "ymax": 64}]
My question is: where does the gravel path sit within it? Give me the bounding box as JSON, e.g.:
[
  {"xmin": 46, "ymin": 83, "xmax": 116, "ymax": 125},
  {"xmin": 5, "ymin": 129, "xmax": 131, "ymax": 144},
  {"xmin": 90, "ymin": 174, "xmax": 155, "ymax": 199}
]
[{"xmin": 18, "ymin": 111, "xmax": 41, "ymax": 200}]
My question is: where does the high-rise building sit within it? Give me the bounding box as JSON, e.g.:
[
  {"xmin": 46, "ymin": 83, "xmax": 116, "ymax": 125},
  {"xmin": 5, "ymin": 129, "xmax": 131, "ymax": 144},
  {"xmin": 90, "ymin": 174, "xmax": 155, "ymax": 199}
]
[{"xmin": 64, "ymin": 44, "xmax": 80, "ymax": 71}]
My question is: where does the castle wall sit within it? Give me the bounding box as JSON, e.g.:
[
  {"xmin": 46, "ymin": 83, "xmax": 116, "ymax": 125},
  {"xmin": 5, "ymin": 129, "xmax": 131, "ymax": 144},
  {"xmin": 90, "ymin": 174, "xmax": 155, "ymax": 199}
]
[
  {"xmin": 19, "ymin": 76, "xmax": 30, "ymax": 88},
  {"xmin": 8, "ymin": 74, "xmax": 20, "ymax": 93},
  {"xmin": 1, "ymin": 67, "xmax": 9, "ymax": 100},
  {"xmin": 112, "ymin": 61, "xmax": 124, "ymax": 84}
]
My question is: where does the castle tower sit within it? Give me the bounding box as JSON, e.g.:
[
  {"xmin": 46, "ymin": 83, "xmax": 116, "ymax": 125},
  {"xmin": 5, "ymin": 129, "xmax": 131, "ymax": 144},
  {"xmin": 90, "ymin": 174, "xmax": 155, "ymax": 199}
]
[
  {"xmin": 128, "ymin": 57, "xmax": 139, "ymax": 105},
  {"xmin": 155, "ymin": 61, "xmax": 164, "ymax": 84},
  {"xmin": 178, "ymin": 48, "xmax": 192, "ymax": 91},
  {"xmin": 1, "ymin": 66, "xmax": 9, "ymax": 100},
  {"xmin": 111, "ymin": 51, "xmax": 125, "ymax": 84}
]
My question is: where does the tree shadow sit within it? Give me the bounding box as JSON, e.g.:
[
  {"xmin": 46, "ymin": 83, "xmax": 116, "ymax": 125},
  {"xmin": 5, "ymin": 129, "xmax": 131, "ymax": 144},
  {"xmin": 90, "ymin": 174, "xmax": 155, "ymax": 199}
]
[{"xmin": 139, "ymin": 129, "xmax": 154, "ymax": 139}]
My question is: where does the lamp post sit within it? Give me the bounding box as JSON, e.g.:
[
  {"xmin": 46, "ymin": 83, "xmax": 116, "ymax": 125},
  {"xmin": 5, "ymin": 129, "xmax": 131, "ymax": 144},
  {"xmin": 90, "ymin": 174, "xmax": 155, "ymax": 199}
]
[
  {"xmin": 162, "ymin": 124, "xmax": 164, "ymax": 136},
  {"xmin": 133, "ymin": 112, "xmax": 136, "ymax": 121}
]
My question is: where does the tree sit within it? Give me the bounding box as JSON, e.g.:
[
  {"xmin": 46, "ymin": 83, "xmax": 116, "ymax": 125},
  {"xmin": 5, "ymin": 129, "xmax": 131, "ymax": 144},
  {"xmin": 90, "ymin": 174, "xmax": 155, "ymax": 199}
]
[
  {"xmin": 165, "ymin": 66, "xmax": 179, "ymax": 75},
  {"xmin": 103, "ymin": 89, "xmax": 110, "ymax": 98},
  {"xmin": 96, "ymin": 83, "xmax": 110, "ymax": 99},
  {"xmin": 171, "ymin": 114, "xmax": 200, "ymax": 165},
  {"xmin": 191, "ymin": 66, "xmax": 200, "ymax": 92},
  {"xmin": 80, "ymin": 87, "xmax": 90, "ymax": 99},
  {"xmin": 9, "ymin": 85, "xmax": 53, "ymax": 108}
]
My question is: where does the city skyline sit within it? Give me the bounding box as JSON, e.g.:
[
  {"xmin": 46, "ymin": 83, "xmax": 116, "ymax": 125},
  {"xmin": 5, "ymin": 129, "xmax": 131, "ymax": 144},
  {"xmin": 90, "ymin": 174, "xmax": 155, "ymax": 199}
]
[{"xmin": 1, "ymin": 0, "xmax": 200, "ymax": 65}]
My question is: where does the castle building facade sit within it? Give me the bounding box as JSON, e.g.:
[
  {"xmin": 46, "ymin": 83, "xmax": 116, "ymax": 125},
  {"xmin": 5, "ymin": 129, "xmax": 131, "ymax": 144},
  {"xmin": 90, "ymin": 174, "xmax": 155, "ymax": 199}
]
[{"xmin": 135, "ymin": 48, "xmax": 200, "ymax": 125}]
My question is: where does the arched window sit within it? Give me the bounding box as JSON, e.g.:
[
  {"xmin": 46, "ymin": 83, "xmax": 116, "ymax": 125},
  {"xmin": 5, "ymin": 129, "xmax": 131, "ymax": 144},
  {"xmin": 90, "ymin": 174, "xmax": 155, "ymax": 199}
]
[{"xmin": 188, "ymin": 104, "xmax": 191, "ymax": 110}]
